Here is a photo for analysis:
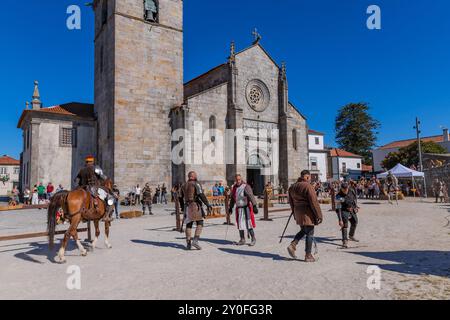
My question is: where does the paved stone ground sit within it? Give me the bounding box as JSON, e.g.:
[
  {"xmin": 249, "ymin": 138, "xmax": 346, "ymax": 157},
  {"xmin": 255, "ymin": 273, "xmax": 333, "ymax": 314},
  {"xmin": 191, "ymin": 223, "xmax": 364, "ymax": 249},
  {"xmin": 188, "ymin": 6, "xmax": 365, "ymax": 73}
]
[{"xmin": 0, "ymin": 199, "xmax": 449, "ymax": 300}]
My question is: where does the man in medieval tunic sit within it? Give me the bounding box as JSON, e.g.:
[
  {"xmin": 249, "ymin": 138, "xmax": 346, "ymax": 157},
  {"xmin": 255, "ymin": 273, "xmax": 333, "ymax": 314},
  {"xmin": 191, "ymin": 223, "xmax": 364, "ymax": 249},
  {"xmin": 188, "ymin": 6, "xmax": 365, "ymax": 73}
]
[
  {"xmin": 142, "ymin": 183, "xmax": 153, "ymax": 215},
  {"xmin": 75, "ymin": 155, "xmax": 99, "ymax": 194},
  {"xmin": 180, "ymin": 171, "xmax": 212, "ymax": 250},
  {"xmin": 228, "ymin": 174, "xmax": 259, "ymax": 246},
  {"xmin": 75, "ymin": 155, "xmax": 114, "ymax": 219},
  {"xmin": 336, "ymin": 183, "xmax": 360, "ymax": 248},
  {"xmin": 287, "ymin": 170, "xmax": 323, "ymax": 263}
]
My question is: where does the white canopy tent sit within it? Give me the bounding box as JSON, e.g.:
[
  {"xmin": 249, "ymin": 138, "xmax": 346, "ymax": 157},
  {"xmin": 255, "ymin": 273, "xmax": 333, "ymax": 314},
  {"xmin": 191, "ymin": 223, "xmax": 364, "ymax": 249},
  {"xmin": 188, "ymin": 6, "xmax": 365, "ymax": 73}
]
[
  {"xmin": 377, "ymin": 163, "xmax": 425, "ymax": 198},
  {"xmin": 377, "ymin": 164, "xmax": 425, "ymax": 179}
]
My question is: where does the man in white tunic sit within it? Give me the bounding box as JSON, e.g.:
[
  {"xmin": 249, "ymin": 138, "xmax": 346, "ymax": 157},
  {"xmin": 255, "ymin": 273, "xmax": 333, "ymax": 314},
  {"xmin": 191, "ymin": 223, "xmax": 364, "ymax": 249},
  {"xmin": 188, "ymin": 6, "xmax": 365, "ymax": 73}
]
[{"xmin": 229, "ymin": 174, "xmax": 259, "ymax": 246}]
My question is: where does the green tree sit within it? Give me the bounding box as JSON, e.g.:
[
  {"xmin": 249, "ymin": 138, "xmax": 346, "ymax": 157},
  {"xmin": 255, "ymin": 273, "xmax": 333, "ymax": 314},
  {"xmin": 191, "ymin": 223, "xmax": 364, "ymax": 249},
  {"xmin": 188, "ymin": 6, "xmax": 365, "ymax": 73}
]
[
  {"xmin": 381, "ymin": 141, "xmax": 447, "ymax": 170},
  {"xmin": 335, "ymin": 102, "xmax": 380, "ymax": 164}
]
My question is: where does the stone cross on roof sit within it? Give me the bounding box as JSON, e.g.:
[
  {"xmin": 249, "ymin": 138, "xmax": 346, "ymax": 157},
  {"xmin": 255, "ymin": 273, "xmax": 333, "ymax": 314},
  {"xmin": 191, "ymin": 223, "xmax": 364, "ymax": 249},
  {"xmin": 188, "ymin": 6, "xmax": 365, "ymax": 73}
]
[{"xmin": 252, "ymin": 28, "xmax": 262, "ymax": 44}]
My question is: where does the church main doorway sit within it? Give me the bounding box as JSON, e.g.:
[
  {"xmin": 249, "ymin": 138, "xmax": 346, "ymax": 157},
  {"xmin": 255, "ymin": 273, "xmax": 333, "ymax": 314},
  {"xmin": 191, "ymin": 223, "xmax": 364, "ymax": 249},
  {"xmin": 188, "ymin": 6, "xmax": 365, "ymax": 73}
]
[{"xmin": 247, "ymin": 168, "xmax": 265, "ymax": 196}]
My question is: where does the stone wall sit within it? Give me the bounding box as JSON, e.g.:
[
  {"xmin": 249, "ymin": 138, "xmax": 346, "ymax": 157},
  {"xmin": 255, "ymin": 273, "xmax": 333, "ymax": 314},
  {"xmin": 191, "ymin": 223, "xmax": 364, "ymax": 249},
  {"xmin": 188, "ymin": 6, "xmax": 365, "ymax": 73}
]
[
  {"xmin": 287, "ymin": 104, "xmax": 309, "ymax": 185},
  {"xmin": 19, "ymin": 118, "xmax": 96, "ymax": 190},
  {"xmin": 236, "ymin": 45, "xmax": 279, "ymax": 124},
  {"xmin": 184, "ymin": 83, "xmax": 228, "ymax": 189},
  {"xmin": 95, "ymin": 0, "xmax": 184, "ymax": 190}
]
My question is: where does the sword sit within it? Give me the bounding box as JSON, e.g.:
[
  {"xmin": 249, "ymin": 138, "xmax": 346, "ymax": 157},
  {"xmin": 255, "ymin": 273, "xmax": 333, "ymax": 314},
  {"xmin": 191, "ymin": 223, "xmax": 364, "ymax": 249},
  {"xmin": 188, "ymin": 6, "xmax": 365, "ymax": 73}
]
[{"xmin": 279, "ymin": 211, "xmax": 294, "ymax": 244}]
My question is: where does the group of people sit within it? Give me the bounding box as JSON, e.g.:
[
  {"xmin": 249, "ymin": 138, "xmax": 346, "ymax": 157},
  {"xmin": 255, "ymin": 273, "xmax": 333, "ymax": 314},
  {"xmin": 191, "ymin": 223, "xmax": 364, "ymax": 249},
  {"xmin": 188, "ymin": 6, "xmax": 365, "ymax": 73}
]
[
  {"xmin": 433, "ymin": 179, "xmax": 449, "ymax": 203},
  {"xmin": 9, "ymin": 182, "xmax": 64, "ymax": 206},
  {"xmin": 123, "ymin": 184, "xmax": 168, "ymax": 207},
  {"xmin": 173, "ymin": 169, "xmax": 361, "ymax": 263}
]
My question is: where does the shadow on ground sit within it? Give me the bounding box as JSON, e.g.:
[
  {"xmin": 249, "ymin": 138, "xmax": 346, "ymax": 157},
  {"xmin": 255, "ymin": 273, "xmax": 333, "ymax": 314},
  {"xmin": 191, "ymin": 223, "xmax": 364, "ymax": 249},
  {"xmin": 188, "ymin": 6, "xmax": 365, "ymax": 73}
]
[
  {"xmin": 0, "ymin": 241, "xmax": 82, "ymax": 264},
  {"xmin": 218, "ymin": 248, "xmax": 291, "ymax": 261},
  {"xmin": 350, "ymin": 250, "xmax": 450, "ymax": 278},
  {"xmin": 175, "ymin": 237, "xmax": 235, "ymax": 246},
  {"xmin": 131, "ymin": 239, "xmax": 186, "ymax": 250}
]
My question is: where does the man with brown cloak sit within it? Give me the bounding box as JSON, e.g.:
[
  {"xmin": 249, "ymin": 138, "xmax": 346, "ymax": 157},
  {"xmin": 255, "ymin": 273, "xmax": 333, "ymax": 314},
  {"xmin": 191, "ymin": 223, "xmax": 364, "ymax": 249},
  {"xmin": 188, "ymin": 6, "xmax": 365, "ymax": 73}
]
[{"xmin": 287, "ymin": 170, "xmax": 323, "ymax": 262}]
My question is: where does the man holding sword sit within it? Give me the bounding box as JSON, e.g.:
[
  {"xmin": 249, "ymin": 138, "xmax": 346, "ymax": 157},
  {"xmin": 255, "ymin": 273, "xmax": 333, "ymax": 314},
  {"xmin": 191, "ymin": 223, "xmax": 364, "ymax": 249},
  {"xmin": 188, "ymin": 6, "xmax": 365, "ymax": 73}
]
[{"xmin": 286, "ymin": 170, "xmax": 323, "ymax": 263}]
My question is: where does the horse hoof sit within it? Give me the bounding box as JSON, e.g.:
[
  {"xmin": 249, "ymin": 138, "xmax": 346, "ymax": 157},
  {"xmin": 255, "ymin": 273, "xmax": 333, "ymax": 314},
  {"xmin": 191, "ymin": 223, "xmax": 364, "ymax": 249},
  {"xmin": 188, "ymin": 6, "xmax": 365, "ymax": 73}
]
[
  {"xmin": 81, "ymin": 251, "xmax": 88, "ymax": 257},
  {"xmin": 106, "ymin": 244, "xmax": 112, "ymax": 249},
  {"xmin": 57, "ymin": 257, "xmax": 67, "ymax": 264}
]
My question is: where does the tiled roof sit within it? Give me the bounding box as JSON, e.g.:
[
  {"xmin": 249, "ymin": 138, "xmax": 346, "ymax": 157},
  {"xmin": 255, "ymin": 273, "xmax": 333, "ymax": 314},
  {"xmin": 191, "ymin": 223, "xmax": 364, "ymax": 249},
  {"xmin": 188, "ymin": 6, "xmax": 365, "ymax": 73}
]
[
  {"xmin": 308, "ymin": 129, "xmax": 324, "ymax": 136},
  {"xmin": 378, "ymin": 135, "xmax": 447, "ymax": 150},
  {"xmin": 17, "ymin": 102, "xmax": 94, "ymax": 128},
  {"xmin": 0, "ymin": 155, "xmax": 20, "ymax": 166},
  {"xmin": 329, "ymin": 148, "xmax": 363, "ymax": 158}
]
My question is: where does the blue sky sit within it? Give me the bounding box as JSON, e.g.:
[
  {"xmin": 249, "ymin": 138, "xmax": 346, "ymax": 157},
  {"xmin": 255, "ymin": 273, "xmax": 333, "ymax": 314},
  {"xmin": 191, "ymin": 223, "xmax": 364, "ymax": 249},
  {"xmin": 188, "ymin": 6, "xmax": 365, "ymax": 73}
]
[{"xmin": 1, "ymin": 0, "xmax": 450, "ymax": 159}]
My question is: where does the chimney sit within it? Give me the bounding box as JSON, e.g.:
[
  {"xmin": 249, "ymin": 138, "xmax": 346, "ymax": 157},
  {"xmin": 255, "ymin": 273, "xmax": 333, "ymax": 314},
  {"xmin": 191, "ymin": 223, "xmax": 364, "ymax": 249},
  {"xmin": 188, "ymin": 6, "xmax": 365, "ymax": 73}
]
[
  {"xmin": 444, "ymin": 128, "xmax": 449, "ymax": 142},
  {"xmin": 31, "ymin": 80, "xmax": 42, "ymax": 110}
]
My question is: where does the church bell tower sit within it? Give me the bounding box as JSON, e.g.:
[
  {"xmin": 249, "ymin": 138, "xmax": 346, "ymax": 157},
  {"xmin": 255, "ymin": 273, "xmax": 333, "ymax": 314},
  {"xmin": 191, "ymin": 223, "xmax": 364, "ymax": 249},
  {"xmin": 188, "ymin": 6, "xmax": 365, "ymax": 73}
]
[{"xmin": 93, "ymin": 0, "xmax": 184, "ymax": 188}]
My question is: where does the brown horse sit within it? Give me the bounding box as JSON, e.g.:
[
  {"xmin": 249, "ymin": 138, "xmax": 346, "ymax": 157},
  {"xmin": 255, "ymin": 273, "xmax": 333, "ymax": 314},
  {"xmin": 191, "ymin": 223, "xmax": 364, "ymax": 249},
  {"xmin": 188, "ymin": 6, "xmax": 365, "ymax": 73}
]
[{"xmin": 47, "ymin": 179, "xmax": 114, "ymax": 263}]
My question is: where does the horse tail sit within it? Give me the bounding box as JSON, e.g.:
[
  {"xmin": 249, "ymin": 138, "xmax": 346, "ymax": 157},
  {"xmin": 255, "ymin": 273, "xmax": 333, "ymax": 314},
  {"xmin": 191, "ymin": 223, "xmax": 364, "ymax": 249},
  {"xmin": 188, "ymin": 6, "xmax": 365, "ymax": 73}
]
[{"xmin": 47, "ymin": 191, "xmax": 68, "ymax": 250}]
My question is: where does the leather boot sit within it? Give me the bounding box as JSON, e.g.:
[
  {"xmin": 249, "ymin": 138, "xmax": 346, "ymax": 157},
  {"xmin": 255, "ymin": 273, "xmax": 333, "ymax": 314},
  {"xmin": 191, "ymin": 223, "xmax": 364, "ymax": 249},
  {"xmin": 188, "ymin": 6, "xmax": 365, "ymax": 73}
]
[
  {"xmin": 342, "ymin": 240, "xmax": 349, "ymax": 249},
  {"xmin": 192, "ymin": 236, "xmax": 202, "ymax": 250},
  {"xmin": 305, "ymin": 253, "xmax": 316, "ymax": 263},
  {"xmin": 287, "ymin": 240, "xmax": 298, "ymax": 259},
  {"xmin": 249, "ymin": 229, "xmax": 256, "ymax": 247},
  {"xmin": 237, "ymin": 231, "xmax": 246, "ymax": 246},
  {"xmin": 349, "ymin": 236, "xmax": 359, "ymax": 242},
  {"xmin": 185, "ymin": 228, "xmax": 192, "ymax": 250}
]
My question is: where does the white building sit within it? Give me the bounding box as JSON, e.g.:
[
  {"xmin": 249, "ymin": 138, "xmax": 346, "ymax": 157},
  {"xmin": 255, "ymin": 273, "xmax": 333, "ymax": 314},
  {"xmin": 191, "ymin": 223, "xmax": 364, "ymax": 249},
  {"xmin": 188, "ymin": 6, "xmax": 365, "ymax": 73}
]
[
  {"xmin": 0, "ymin": 155, "xmax": 20, "ymax": 197},
  {"xmin": 372, "ymin": 128, "xmax": 450, "ymax": 172},
  {"xmin": 328, "ymin": 148, "xmax": 363, "ymax": 181},
  {"xmin": 17, "ymin": 82, "xmax": 97, "ymax": 190},
  {"xmin": 308, "ymin": 130, "xmax": 328, "ymax": 182}
]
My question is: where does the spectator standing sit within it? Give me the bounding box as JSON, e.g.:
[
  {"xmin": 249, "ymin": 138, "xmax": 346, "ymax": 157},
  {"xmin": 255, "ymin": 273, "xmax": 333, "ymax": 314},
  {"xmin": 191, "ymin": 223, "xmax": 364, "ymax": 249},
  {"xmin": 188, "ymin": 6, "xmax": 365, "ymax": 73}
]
[
  {"xmin": 218, "ymin": 182, "xmax": 225, "ymax": 196},
  {"xmin": 46, "ymin": 182, "xmax": 54, "ymax": 199},
  {"xmin": 135, "ymin": 184, "xmax": 141, "ymax": 205},
  {"xmin": 31, "ymin": 185, "xmax": 39, "ymax": 205},
  {"xmin": 212, "ymin": 183, "xmax": 219, "ymax": 197},
  {"xmin": 23, "ymin": 187, "xmax": 31, "ymax": 205},
  {"xmin": 112, "ymin": 184, "xmax": 120, "ymax": 219},
  {"xmin": 161, "ymin": 184, "xmax": 168, "ymax": 205},
  {"xmin": 37, "ymin": 183, "xmax": 46, "ymax": 201},
  {"xmin": 56, "ymin": 184, "xmax": 64, "ymax": 193}
]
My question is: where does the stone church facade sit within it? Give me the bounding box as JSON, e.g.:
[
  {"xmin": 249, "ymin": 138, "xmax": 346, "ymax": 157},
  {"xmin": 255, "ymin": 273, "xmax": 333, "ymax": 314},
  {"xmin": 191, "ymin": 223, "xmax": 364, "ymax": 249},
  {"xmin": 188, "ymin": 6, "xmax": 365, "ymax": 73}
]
[
  {"xmin": 18, "ymin": 0, "xmax": 309, "ymax": 194},
  {"xmin": 93, "ymin": 0, "xmax": 308, "ymax": 193}
]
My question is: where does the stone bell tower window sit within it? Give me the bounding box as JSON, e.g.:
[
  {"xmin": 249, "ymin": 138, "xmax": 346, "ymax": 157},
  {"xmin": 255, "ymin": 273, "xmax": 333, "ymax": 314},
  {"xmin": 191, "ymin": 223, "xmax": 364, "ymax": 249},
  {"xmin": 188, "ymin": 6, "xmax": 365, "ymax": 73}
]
[{"xmin": 144, "ymin": 0, "xmax": 159, "ymax": 23}]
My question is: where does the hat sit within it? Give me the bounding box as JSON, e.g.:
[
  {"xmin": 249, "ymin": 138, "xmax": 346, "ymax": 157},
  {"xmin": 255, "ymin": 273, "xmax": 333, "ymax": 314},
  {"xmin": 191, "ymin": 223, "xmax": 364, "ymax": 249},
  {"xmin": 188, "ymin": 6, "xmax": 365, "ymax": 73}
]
[{"xmin": 85, "ymin": 155, "xmax": 95, "ymax": 163}]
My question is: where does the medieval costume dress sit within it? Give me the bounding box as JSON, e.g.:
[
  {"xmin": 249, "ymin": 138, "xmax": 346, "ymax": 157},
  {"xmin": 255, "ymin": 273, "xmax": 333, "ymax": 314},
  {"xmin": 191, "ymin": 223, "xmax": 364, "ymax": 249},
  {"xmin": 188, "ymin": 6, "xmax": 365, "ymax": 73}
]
[
  {"xmin": 142, "ymin": 185, "xmax": 153, "ymax": 215},
  {"xmin": 180, "ymin": 179, "xmax": 211, "ymax": 250},
  {"xmin": 229, "ymin": 182, "xmax": 258, "ymax": 246}
]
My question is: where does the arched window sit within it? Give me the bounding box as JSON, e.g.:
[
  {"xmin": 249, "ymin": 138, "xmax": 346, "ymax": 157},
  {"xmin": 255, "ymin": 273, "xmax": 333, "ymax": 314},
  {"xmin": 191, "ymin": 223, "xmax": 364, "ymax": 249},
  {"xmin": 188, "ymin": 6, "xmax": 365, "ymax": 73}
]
[
  {"xmin": 209, "ymin": 115, "xmax": 217, "ymax": 142},
  {"xmin": 292, "ymin": 129, "xmax": 298, "ymax": 151}
]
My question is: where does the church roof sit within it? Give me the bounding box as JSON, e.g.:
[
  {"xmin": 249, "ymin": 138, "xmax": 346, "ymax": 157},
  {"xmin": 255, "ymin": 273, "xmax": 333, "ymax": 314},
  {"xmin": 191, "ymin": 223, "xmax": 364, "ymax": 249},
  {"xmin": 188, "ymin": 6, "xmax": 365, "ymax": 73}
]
[
  {"xmin": 235, "ymin": 43, "xmax": 281, "ymax": 68},
  {"xmin": 17, "ymin": 102, "xmax": 95, "ymax": 128},
  {"xmin": 377, "ymin": 135, "xmax": 447, "ymax": 150},
  {"xmin": 184, "ymin": 43, "xmax": 280, "ymax": 86},
  {"xmin": 308, "ymin": 129, "xmax": 324, "ymax": 136},
  {"xmin": 0, "ymin": 155, "xmax": 20, "ymax": 166},
  {"xmin": 329, "ymin": 148, "xmax": 363, "ymax": 158},
  {"xmin": 288, "ymin": 102, "xmax": 307, "ymax": 120}
]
